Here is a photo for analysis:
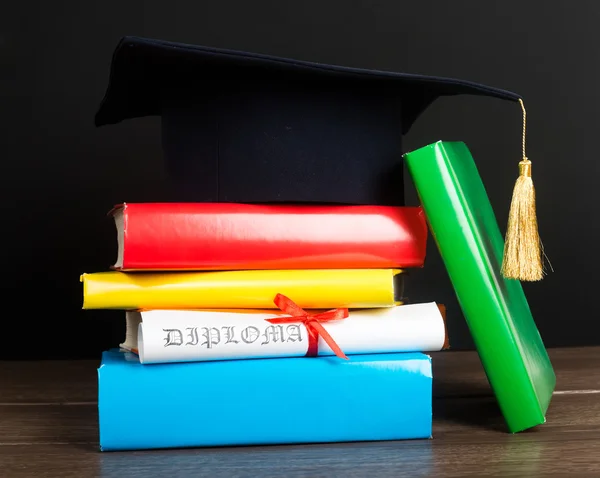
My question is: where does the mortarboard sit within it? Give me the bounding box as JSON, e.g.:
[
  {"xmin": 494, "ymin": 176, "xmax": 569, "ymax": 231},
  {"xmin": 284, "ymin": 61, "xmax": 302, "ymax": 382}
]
[{"xmin": 94, "ymin": 36, "xmax": 543, "ymax": 281}]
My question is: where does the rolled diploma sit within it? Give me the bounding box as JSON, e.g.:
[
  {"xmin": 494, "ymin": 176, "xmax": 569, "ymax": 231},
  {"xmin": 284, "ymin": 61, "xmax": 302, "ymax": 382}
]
[{"xmin": 135, "ymin": 302, "xmax": 446, "ymax": 364}]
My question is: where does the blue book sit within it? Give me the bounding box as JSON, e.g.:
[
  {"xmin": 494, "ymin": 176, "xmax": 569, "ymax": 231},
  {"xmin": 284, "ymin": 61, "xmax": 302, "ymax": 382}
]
[{"xmin": 98, "ymin": 349, "xmax": 433, "ymax": 451}]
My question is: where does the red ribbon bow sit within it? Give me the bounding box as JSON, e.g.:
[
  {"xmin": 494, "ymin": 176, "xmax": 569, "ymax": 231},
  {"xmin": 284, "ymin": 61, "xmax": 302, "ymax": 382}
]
[{"xmin": 266, "ymin": 293, "xmax": 349, "ymax": 360}]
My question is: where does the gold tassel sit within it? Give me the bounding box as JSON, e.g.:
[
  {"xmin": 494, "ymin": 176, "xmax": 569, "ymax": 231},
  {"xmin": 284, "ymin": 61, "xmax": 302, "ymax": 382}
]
[{"xmin": 501, "ymin": 99, "xmax": 544, "ymax": 281}]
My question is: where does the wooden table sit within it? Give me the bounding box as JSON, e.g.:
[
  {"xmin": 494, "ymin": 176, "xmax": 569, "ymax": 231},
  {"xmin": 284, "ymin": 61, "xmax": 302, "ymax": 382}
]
[{"xmin": 1, "ymin": 347, "xmax": 599, "ymax": 477}]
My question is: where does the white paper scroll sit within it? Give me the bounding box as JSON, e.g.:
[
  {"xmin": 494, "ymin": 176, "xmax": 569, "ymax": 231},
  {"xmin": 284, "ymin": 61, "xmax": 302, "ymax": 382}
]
[{"xmin": 125, "ymin": 302, "xmax": 446, "ymax": 365}]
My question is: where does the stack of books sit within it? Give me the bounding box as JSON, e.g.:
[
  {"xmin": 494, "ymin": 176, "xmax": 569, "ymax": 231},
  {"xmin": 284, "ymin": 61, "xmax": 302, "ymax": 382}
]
[
  {"xmin": 84, "ymin": 36, "xmax": 557, "ymax": 452},
  {"xmin": 81, "ymin": 202, "xmax": 451, "ymax": 451}
]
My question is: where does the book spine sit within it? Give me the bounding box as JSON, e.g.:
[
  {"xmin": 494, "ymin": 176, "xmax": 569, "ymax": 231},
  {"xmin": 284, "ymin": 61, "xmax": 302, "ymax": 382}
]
[
  {"xmin": 115, "ymin": 203, "xmax": 427, "ymax": 270},
  {"xmin": 98, "ymin": 350, "xmax": 433, "ymax": 450},
  {"xmin": 81, "ymin": 269, "xmax": 402, "ymax": 310},
  {"xmin": 131, "ymin": 302, "xmax": 447, "ymax": 364}
]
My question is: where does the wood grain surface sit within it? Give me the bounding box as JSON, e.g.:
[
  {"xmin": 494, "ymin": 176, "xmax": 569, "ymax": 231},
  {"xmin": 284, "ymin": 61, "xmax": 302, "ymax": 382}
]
[{"xmin": 0, "ymin": 347, "xmax": 599, "ymax": 477}]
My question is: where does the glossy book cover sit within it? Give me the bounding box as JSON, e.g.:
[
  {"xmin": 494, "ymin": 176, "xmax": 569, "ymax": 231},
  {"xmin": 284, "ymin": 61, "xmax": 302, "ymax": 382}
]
[
  {"xmin": 404, "ymin": 141, "xmax": 555, "ymax": 433},
  {"xmin": 98, "ymin": 350, "xmax": 433, "ymax": 451},
  {"xmin": 110, "ymin": 203, "xmax": 428, "ymax": 271},
  {"xmin": 81, "ymin": 269, "xmax": 405, "ymax": 310}
]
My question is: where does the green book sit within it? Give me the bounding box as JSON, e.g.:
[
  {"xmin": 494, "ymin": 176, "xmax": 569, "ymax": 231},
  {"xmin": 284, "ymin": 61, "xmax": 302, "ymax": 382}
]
[{"xmin": 404, "ymin": 141, "xmax": 555, "ymax": 433}]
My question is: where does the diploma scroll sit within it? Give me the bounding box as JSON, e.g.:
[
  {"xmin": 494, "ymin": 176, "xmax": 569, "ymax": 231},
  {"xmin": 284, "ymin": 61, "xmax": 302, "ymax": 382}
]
[{"xmin": 130, "ymin": 302, "xmax": 447, "ymax": 364}]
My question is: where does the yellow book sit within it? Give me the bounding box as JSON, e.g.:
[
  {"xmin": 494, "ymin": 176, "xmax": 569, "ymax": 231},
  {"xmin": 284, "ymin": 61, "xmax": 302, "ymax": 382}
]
[{"xmin": 81, "ymin": 269, "xmax": 404, "ymax": 310}]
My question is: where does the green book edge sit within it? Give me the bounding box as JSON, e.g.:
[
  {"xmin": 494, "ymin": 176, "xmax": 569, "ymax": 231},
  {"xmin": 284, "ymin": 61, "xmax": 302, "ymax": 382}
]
[{"xmin": 403, "ymin": 141, "xmax": 556, "ymax": 433}]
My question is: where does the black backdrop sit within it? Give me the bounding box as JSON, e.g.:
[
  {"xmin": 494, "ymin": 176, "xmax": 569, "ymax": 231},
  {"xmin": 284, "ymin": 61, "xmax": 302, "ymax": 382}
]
[{"xmin": 2, "ymin": 0, "xmax": 596, "ymax": 359}]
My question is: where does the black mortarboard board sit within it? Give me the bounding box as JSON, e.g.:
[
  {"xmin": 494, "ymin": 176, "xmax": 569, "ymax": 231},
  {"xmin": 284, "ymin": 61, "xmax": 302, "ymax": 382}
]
[
  {"xmin": 95, "ymin": 36, "xmax": 544, "ymax": 281},
  {"xmin": 95, "ymin": 36, "xmax": 521, "ymax": 206}
]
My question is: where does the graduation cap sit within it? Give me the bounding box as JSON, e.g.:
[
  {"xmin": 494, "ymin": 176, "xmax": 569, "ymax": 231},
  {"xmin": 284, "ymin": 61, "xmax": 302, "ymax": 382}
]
[{"xmin": 94, "ymin": 36, "xmax": 543, "ymax": 281}]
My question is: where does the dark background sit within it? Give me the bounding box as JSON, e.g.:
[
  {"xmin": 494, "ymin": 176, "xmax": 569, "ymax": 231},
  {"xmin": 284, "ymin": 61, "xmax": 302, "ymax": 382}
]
[{"xmin": 2, "ymin": 1, "xmax": 596, "ymax": 359}]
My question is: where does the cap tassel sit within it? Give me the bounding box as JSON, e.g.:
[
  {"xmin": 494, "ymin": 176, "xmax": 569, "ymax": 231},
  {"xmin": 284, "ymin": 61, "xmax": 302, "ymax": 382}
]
[{"xmin": 501, "ymin": 99, "xmax": 544, "ymax": 281}]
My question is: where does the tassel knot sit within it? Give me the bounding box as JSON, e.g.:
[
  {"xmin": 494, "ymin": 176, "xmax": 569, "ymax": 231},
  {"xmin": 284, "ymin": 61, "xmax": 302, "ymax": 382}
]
[{"xmin": 519, "ymin": 158, "xmax": 531, "ymax": 177}]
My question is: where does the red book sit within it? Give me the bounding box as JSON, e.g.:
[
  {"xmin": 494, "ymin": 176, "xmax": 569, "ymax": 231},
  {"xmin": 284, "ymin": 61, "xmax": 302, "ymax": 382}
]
[{"xmin": 109, "ymin": 203, "xmax": 428, "ymax": 271}]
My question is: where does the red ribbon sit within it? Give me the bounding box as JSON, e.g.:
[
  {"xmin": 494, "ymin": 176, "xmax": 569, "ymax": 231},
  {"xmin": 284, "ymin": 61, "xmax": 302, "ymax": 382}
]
[{"xmin": 266, "ymin": 293, "xmax": 349, "ymax": 360}]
